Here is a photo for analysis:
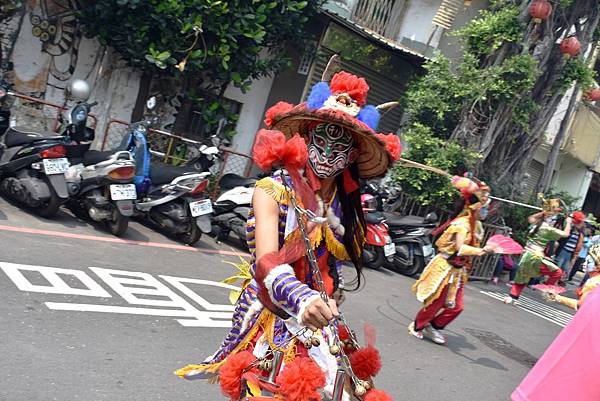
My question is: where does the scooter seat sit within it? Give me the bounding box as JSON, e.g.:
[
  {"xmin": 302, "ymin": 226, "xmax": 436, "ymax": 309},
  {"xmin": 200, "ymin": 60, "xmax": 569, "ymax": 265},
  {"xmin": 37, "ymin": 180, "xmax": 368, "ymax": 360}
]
[
  {"xmin": 383, "ymin": 213, "xmax": 430, "ymax": 227},
  {"xmin": 219, "ymin": 173, "xmax": 257, "ymax": 189},
  {"xmin": 364, "ymin": 211, "xmax": 385, "ymax": 225},
  {"xmin": 4, "ymin": 126, "xmax": 63, "ymax": 147},
  {"xmin": 150, "ymin": 162, "xmax": 199, "ymax": 185},
  {"xmin": 82, "ymin": 150, "xmax": 115, "ymax": 166}
]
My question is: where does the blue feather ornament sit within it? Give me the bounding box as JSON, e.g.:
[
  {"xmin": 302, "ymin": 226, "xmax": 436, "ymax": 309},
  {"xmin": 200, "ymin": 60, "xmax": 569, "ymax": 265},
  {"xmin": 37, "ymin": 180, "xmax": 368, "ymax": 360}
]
[
  {"xmin": 357, "ymin": 105, "xmax": 380, "ymax": 129},
  {"xmin": 307, "ymin": 82, "xmax": 331, "ymax": 110}
]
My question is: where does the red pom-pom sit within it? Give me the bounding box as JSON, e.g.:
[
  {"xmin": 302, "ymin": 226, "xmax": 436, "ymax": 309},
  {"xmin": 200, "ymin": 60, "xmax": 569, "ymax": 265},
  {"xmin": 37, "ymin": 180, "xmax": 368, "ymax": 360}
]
[
  {"xmin": 280, "ymin": 134, "xmax": 308, "ymax": 170},
  {"xmin": 330, "ymin": 71, "xmax": 369, "ymax": 106},
  {"xmin": 375, "ymin": 133, "xmax": 402, "ymax": 161},
  {"xmin": 219, "ymin": 351, "xmax": 256, "ymax": 400},
  {"xmin": 253, "ymin": 130, "xmax": 308, "ymax": 171},
  {"xmin": 338, "ymin": 324, "xmax": 351, "ymax": 341},
  {"xmin": 276, "ymin": 357, "xmax": 326, "ymax": 401},
  {"xmin": 264, "ymin": 101, "xmax": 294, "ymax": 127},
  {"xmin": 349, "ymin": 345, "xmax": 382, "ymax": 380},
  {"xmin": 365, "ymin": 388, "xmax": 393, "ymax": 401},
  {"xmin": 253, "ymin": 130, "xmax": 287, "ymax": 171}
]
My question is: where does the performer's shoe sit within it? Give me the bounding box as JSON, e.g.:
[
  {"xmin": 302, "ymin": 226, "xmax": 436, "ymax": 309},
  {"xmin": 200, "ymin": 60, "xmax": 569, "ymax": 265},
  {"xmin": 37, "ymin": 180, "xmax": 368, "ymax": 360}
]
[
  {"xmin": 503, "ymin": 295, "xmax": 518, "ymax": 305},
  {"xmin": 408, "ymin": 322, "xmax": 423, "ymax": 340},
  {"xmin": 422, "ymin": 325, "xmax": 446, "ymax": 345}
]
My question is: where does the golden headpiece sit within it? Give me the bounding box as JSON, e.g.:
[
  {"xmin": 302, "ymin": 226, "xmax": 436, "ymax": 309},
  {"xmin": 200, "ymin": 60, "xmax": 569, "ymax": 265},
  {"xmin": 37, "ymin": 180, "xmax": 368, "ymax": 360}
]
[{"xmin": 537, "ymin": 193, "xmax": 562, "ymax": 216}]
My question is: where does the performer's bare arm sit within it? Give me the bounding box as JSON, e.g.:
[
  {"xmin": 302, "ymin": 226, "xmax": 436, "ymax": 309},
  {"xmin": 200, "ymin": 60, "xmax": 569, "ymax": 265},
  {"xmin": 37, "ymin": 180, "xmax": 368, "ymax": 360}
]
[
  {"xmin": 253, "ymin": 187, "xmax": 339, "ymax": 331},
  {"xmin": 554, "ymin": 217, "xmax": 572, "ymax": 238}
]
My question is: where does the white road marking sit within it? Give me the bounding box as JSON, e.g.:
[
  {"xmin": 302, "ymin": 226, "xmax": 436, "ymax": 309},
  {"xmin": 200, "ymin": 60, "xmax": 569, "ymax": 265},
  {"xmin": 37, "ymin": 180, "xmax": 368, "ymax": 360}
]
[
  {"xmin": 481, "ymin": 290, "xmax": 573, "ymax": 327},
  {"xmin": 0, "ymin": 262, "xmax": 240, "ymax": 328},
  {"xmin": 0, "ymin": 262, "xmax": 111, "ymax": 297}
]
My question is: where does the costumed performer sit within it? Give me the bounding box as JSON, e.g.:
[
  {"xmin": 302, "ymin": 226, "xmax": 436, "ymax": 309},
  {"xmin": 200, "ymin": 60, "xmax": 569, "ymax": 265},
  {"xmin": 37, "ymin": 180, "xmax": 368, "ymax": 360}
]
[
  {"xmin": 503, "ymin": 197, "xmax": 572, "ymax": 305},
  {"xmin": 408, "ymin": 174, "xmax": 494, "ymax": 345},
  {"xmin": 175, "ymin": 68, "xmax": 402, "ymax": 401}
]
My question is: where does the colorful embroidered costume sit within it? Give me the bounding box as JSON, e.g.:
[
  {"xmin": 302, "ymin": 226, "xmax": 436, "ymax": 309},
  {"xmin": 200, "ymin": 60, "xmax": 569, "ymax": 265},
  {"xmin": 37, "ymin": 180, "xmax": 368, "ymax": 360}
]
[
  {"xmin": 408, "ymin": 175, "xmax": 490, "ymax": 345},
  {"xmin": 176, "ymin": 69, "xmax": 401, "ymax": 401},
  {"xmin": 505, "ymin": 197, "xmax": 571, "ymax": 303}
]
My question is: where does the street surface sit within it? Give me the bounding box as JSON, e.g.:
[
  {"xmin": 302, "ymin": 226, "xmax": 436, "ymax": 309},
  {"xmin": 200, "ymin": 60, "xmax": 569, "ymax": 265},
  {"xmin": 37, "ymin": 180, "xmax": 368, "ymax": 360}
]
[{"xmin": 0, "ymin": 195, "xmax": 576, "ymax": 401}]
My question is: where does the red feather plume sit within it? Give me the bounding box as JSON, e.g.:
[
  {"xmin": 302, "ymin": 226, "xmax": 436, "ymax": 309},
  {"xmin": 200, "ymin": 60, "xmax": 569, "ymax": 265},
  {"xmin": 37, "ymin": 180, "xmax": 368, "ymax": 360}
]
[
  {"xmin": 330, "ymin": 71, "xmax": 369, "ymax": 106},
  {"xmin": 276, "ymin": 357, "xmax": 326, "ymax": 401},
  {"xmin": 365, "ymin": 389, "xmax": 394, "ymax": 401},
  {"xmin": 264, "ymin": 101, "xmax": 294, "ymax": 127},
  {"xmin": 219, "ymin": 351, "xmax": 256, "ymax": 400},
  {"xmin": 375, "ymin": 133, "xmax": 402, "ymax": 161},
  {"xmin": 486, "ymin": 235, "xmax": 524, "ymax": 255}
]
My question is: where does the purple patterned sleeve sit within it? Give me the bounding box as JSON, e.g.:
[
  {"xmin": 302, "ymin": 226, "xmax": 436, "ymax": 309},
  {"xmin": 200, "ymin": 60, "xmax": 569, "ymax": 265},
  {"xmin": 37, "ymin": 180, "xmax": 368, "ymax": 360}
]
[{"xmin": 263, "ymin": 264, "xmax": 320, "ymax": 319}]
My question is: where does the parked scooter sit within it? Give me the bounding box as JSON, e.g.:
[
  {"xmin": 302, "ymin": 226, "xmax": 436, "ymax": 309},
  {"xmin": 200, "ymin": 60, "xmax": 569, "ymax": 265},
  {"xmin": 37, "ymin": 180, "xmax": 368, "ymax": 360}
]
[
  {"xmin": 118, "ymin": 96, "xmax": 213, "ymax": 245},
  {"xmin": 361, "ymin": 193, "xmax": 395, "ymax": 269},
  {"xmin": 0, "ymin": 65, "xmax": 70, "ymax": 217},
  {"xmin": 362, "ymin": 180, "xmax": 438, "ymax": 276},
  {"xmin": 383, "ymin": 212, "xmax": 437, "ymax": 276},
  {"xmin": 57, "ymin": 80, "xmax": 138, "ymax": 236},
  {"xmin": 212, "ymin": 173, "xmax": 257, "ymax": 243}
]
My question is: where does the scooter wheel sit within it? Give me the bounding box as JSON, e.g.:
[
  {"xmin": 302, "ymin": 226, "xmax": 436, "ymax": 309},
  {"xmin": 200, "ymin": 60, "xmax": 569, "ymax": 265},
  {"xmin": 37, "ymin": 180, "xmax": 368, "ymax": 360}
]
[
  {"xmin": 105, "ymin": 211, "xmax": 129, "ymax": 237},
  {"xmin": 37, "ymin": 191, "xmax": 62, "ymax": 218},
  {"xmin": 364, "ymin": 246, "xmax": 385, "ymax": 269},
  {"xmin": 177, "ymin": 221, "xmax": 202, "ymax": 245}
]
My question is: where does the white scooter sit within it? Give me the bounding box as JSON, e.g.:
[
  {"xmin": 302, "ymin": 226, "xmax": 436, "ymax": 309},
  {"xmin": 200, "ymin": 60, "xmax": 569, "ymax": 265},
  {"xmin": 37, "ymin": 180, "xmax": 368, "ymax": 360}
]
[{"xmin": 211, "ymin": 173, "xmax": 258, "ymax": 243}]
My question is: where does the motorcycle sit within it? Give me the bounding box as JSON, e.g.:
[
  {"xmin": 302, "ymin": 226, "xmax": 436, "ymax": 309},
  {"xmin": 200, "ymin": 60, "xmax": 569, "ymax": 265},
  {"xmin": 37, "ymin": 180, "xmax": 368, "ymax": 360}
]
[
  {"xmin": 0, "ymin": 65, "xmax": 70, "ymax": 217},
  {"xmin": 118, "ymin": 96, "xmax": 213, "ymax": 245},
  {"xmin": 59, "ymin": 80, "xmax": 138, "ymax": 236},
  {"xmin": 212, "ymin": 172, "xmax": 258, "ymax": 243},
  {"xmin": 362, "ymin": 180, "xmax": 438, "ymax": 276},
  {"xmin": 383, "ymin": 212, "xmax": 438, "ymax": 276},
  {"xmin": 361, "ymin": 193, "xmax": 395, "ymax": 269}
]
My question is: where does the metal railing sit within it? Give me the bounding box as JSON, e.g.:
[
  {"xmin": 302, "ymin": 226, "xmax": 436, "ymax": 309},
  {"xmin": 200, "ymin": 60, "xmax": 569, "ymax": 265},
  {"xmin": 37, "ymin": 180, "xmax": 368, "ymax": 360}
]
[
  {"xmin": 7, "ymin": 91, "xmax": 98, "ymax": 132},
  {"xmin": 210, "ymin": 149, "xmax": 255, "ymax": 201}
]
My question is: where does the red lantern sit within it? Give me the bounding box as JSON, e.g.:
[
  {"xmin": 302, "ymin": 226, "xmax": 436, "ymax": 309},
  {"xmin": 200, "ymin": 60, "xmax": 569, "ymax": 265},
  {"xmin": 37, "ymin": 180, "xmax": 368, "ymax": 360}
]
[
  {"xmin": 584, "ymin": 88, "xmax": 600, "ymax": 102},
  {"xmin": 560, "ymin": 36, "xmax": 581, "ymax": 58},
  {"xmin": 529, "ymin": 0, "xmax": 553, "ymax": 23}
]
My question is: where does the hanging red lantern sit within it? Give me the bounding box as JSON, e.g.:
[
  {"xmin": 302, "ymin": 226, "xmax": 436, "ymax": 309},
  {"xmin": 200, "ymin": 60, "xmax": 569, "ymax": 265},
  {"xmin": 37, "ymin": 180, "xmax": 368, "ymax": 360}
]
[
  {"xmin": 529, "ymin": 0, "xmax": 553, "ymax": 23},
  {"xmin": 584, "ymin": 88, "xmax": 600, "ymax": 102},
  {"xmin": 560, "ymin": 36, "xmax": 581, "ymax": 58}
]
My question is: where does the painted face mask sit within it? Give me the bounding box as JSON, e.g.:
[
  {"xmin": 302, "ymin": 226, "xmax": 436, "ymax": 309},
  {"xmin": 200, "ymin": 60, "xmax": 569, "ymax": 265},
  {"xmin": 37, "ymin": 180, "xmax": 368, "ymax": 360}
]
[{"xmin": 308, "ymin": 123, "xmax": 357, "ymax": 178}]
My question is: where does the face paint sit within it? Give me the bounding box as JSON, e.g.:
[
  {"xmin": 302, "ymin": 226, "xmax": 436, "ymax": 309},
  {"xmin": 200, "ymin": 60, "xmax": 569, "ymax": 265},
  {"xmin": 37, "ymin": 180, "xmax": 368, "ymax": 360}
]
[{"xmin": 308, "ymin": 123, "xmax": 357, "ymax": 178}]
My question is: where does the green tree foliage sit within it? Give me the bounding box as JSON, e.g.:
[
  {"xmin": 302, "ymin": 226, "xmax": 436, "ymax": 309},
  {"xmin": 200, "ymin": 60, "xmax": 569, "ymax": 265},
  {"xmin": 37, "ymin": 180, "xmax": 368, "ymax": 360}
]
[
  {"xmin": 391, "ymin": 123, "xmax": 479, "ymax": 210},
  {"xmin": 77, "ymin": 0, "xmax": 322, "ymax": 135}
]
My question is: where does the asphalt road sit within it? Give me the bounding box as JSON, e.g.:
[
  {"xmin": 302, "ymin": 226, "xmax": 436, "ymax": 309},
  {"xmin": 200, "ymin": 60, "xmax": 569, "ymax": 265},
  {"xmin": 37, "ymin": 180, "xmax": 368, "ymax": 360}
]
[{"xmin": 0, "ymin": 196, "xmax": 576, "ymax": 401}]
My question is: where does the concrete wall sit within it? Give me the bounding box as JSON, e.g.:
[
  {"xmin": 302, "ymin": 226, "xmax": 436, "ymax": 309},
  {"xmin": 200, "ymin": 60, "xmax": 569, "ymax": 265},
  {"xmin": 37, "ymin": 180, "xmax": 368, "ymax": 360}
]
[
  {"xmin": 396, "ymin": 0, "xmax": 441, "ymax": 46},
  {"xmin": 438, "ymin": 0, "xmax": 490, "ymax": 61},
  {"xmin": 1, "ymin": 1, "xmax": 141, "ymax": 149},
  {"xmin": 552, "ymin": 154, "xmax": 592, "ymax": 207}
]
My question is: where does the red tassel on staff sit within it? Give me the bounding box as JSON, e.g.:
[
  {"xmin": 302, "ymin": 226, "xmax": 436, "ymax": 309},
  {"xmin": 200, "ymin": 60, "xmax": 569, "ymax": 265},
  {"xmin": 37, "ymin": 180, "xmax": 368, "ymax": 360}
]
[
  {"xmin": 219, "ymin": 351, "xmax": 256, "ymax": 401},
  {"xmin": 349, "ymin": 345, "xmax": 382, "ymax": 380},
  {"xmin": 276, "ymin": 357, "xmax": 326, "ymax": 401},
  {"xmin": 365, "ymin": 388, "xmax": 394, "ymax": 401}
]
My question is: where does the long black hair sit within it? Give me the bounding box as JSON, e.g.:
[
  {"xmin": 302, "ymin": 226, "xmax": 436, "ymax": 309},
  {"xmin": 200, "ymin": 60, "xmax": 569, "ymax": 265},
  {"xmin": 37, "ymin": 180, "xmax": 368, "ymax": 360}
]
[{"xmin": 335, "ymin": 162, "xmax": 365, "ymax": 290}]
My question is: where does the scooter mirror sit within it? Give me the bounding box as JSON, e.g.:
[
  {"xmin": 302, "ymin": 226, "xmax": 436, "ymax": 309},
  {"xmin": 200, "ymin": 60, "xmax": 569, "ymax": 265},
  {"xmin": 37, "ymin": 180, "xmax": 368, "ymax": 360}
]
[
  {"xmin": 146, "ymin": 96, "xmax": 157, "ymax": 110},
  {"xmin": 425, "ymin": 212, "xmax": 438, "ymax": 223}
]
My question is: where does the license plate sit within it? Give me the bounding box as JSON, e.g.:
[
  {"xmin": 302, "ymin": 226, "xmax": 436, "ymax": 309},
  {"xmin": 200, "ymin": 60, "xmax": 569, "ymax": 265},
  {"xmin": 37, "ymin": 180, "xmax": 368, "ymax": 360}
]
[
  {"xmin": 42, "ymin": 158, "xmax": 70, "ymax": 175},
  {"xmin": 423, "ymin": 244, "xmax": 434, "ymax": 257},
  {"xmin": 190, "ymin": 199, "xmax": 213, "ymax": 217},
  {"xmin": 384, "ymin": 242, "xmax": 396, "ymax": 257},
  {"xmin": 110, "ymin": 184, "xmax": 137, "ymax": 200}
]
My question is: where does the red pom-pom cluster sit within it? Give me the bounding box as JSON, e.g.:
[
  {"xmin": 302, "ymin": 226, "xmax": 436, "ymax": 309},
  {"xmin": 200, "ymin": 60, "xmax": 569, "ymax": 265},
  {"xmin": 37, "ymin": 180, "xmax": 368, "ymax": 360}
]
[
  {"xmin": 375, "ymin": 133, "xmax": 402, "ymax": 161},
  {"xmin": 264, "ymin": 101, "xmax": 294, "ymax": 127},
  {"xmin": 252, "ymin": 130, "xmax": 308, "ymax": 171},
  {"xmin": 349, "ymin": 345, "xmax": 382, "ymax": 380},
  {"xmin": 330, "ymin": 71, "xmax": 369, "ymax": 106},
  {"xmin": 219, "ymin": 351, "xmax": 256, "ymax": 400},
  {"xmin": 276, "ymin": 357, "xmax": 326, "ymax": 401},
  {"xmin": 365, "ymin": 388, "xmax": 394, "ymax": 401}
]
